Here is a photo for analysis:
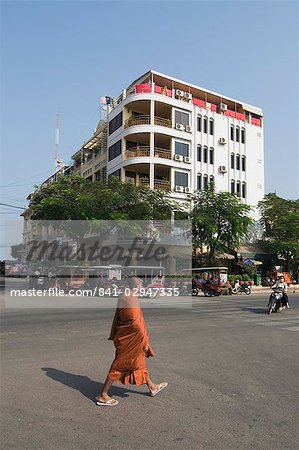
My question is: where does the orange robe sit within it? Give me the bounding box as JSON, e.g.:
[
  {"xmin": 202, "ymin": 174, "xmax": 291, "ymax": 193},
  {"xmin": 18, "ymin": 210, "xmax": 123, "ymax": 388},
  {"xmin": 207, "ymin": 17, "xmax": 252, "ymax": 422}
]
[{"xmin": 107, "ymin": 295, "xmax": 154, "ymax": 385}]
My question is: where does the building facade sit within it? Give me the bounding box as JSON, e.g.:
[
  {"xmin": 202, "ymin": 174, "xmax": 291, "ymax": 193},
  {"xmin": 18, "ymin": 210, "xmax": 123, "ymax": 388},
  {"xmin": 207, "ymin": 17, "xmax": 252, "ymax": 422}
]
[
  {"xmin": 104, "ymin": 70, "xmax": 264, "ymax": 216},
  {"xmin": 72, "ymin": 120, "xmax": 107, "ymax": 182},
  {"xmin": 38, "ymin": 70, "xmax": 264, "ymax": 217}
]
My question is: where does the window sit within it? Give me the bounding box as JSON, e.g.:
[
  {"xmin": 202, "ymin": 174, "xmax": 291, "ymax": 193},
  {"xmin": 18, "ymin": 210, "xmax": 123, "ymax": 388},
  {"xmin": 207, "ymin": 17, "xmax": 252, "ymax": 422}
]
[
  {"xmin": 236, "ymin": 127, "xmax": 240, "ymax": 142},
  {"xmin": 236, "ymin": 154, "xmax": 240, "ymax": 170},
  {"xmin": 230, "ymin": 125, "xmax": 234, "ymax": 141},
  {"xmin": 242, "ymin": 182, "xmax": 246, "ymax": 199},
  {"xmin": 231, "ymin": 180, "xmax": 235, "ymax": 194},
  {"xmin": 108, "ymin": 140, "xmax": 122, "ymax": 161},
  {"xmin": 175, "ymin": 141, "xmax": 189, "ymax": 157},
  {"xmin": 236, "ymin": 181, "xmax": 241, "ymax": 196},
  {"xmin": 241, "ymin": 128, "xmax": 245, "ymax": 144},
  {"xmin": 203, "ymin": 146, "xmax": 208, "ymax": 163},
  {"xmin": 175, "ymin": 110, "xmax": 189, "ymax": 126},
  {"xmin": 109, "ymin": 112, "xmax": 123, "ymax": 135},
  {"xmin": 209, "ymin": 175, "xmax": 214, "ymax": 184},
  {"xmin": 203, "ymin": 174, "xmax": 208, "ymax": 190},
  {"xmin": 231, "ymin": 153, "xmax": 235, "ymax": 169},
  {"xmin": 109, "ymin": 169, "xmax": 121, "ymax": 180},
  {"xmin": 197, "ymin": 115, "xmax": 202, "ymax": 132},
  {"xmin": 209, "ymin": 119, "xmax": 214, "ymax": 135},
  {"xmin": 241, "ymin": 156, "xmax": 246, "ymax": 171},
  {"xmin": 203, "ymin": 116, "xmax": 208, "ymax": 133},
  {"xmin": 175, "ymin": 171, "xmax": 188, "ymax": 187},
  {"xmin": 209, "ymin": 148, "xmax": 214, "ymax": 165},
  {"xmin": 95, "ymin": 167, "xmax": 107, "ymax": 181},
  {"xmin": 197, "ymin": 174, "xmax": 202, "ymax": 190},
  {"xmin": 197, "ymin": 145, "xmax": 202, "ymax": 162}
]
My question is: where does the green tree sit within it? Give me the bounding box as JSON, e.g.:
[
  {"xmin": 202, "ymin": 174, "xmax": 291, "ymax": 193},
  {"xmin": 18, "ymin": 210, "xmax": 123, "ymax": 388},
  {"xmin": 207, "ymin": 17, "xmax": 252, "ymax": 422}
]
[
  {"xmin": 258, "ymin": 193, "xmax": 299, "ymax": 271},
  {"xmin": 27, "ymin": 175, "xmax": 182, "ymax": 264},
  {"xmin": 192, "ymin": 184, "xmax": 253, "ymax": 265},
  {"xmin": 29, "ymin": 174, "xmax": 177, "ymax": 221}
]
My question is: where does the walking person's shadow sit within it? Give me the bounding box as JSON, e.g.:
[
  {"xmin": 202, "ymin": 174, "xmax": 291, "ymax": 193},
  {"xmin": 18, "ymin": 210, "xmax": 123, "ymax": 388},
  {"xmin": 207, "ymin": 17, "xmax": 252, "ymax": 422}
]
[{"xmin": 42, "ymin": 368, "xmax": 147, "ymax": 403}]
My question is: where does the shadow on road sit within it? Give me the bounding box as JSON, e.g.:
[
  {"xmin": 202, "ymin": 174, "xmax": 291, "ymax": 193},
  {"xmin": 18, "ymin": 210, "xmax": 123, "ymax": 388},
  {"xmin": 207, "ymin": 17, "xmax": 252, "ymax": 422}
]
[
  {"xmin": 42, "ymin": 367, "xmax": 148, "ymax": 403},
  {"xmin": 241, "ymin": 307, "xmax": 267, "ymax": 315}
]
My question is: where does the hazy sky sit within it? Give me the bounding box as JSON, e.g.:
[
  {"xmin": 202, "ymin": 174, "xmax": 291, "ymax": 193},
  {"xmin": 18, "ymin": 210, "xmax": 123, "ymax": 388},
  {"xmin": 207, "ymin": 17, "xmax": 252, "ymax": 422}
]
[{"xmin": 0, "ymin": 0, "xmax": 298, "ymax": 256}]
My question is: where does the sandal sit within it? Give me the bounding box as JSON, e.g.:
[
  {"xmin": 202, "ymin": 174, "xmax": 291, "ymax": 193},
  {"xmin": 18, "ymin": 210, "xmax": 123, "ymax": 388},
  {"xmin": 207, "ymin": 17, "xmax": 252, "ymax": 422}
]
[
  {"xmin": 150, "ymin": 382, "xmax": 168, "ymax": 397},
  {"xmin": 96, "ymin": 398, "xmax": 119, "ymax": 406}
]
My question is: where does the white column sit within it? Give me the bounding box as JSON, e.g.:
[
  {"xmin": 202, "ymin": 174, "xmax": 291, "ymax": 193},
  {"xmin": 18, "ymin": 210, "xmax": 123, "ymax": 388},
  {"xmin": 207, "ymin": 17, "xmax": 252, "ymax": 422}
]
[
  {"xmin": 150, "ymin": 132, "xmax": 154, "ymax": 158},
  {"xmin": 150, "ymin": 99, "xmax": 155, "ymax": 126},
  {"xmin": 121, "ymin": 167, "xmax": 125, "ymax": 182},
  {"xmin": 150, "ymin": 163, "xmax": 154, "ymax": 189}
]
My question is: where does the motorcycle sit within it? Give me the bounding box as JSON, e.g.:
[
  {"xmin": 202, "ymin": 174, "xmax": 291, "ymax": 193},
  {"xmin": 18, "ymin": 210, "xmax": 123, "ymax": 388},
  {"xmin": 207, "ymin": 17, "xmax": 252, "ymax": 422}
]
[
  {"xmin": 232, "ymin": 282, "xmax": 251, "ymax": 295},
  {"xmin": 268, "ymin": 287, "xmax": 283, "ymax": 314}
]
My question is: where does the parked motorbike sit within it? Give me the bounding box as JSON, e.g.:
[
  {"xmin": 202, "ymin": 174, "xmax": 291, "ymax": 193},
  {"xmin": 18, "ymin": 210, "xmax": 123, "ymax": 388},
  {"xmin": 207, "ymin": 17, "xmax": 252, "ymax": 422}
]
[
  {"xmin": 268, "ymin": 287, "xmax": 283, "ymax": 314},
  {"xmin": 232, "ymin": 282, "xmax": 251, "ymax": 295}
]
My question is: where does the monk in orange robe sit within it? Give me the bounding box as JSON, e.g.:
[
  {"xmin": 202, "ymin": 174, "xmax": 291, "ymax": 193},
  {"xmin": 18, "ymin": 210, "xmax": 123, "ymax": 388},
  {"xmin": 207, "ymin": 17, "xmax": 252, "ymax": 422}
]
[{"xmin": 96, "ymin": 277, "xmax": 167, "ymax": 406}]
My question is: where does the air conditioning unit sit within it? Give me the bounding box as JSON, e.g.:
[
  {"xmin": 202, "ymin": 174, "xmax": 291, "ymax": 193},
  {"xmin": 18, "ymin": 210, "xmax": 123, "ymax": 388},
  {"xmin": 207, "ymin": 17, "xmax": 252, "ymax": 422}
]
[
  {"xmin": 185, "ymin": 125, "xmax": 192, "ymax": 133},
  {"xmin": 219, "ymin": 165, "xmax": 227, "ymax": 173},
  {"xmin": 184, "ymin": 92, "xmax": 192, "ymax": 101},
  {"xmin": 219, "ymin": 137, "xmax": 227, "ymax": 145},
  {"xmin": 175, "ymin": 89, "xmax": 184, "ymax": 98},
  {"xmin": 175, "ymin": 123, "xmax": 185, "ymax": 131},
  {"xmin": 174, "ymin": 154, "xmax": 183, "ymax": 162},
  {"xmin": 219, "ymin": 103, "xmax": 228, "ymax": 111},
  {"xmin": 184, "ymin": 156, "xmax": 191, "ymax": 163},
  {"xmin": 184, "ymin": 187, "xmax": 190, "ymax": 193},
  {"xmin": 175, "ymin": 185, "xmax": 183, "ymax": 192}
]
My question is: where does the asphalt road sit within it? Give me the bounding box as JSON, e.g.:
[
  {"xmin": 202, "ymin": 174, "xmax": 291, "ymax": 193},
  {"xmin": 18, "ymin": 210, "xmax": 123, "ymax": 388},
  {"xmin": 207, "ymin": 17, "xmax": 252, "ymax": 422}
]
[{"xmin": 1, "ymin": 291, "xmax": 298, "ymax": 450}]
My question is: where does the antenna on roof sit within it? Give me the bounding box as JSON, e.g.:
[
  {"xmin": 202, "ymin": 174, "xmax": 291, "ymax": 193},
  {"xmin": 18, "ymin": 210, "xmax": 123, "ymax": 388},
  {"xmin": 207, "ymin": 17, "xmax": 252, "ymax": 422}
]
[{"xmin": 55, "ymin": 113, "xmax": 63, "ymax": 170}]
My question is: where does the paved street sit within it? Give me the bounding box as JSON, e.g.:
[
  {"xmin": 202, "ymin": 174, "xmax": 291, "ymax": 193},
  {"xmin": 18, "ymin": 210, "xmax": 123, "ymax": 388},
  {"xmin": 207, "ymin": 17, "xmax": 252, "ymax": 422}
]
[{"xmin": 1, "ymin": 291, "xmax": 298, "ymax": 450}]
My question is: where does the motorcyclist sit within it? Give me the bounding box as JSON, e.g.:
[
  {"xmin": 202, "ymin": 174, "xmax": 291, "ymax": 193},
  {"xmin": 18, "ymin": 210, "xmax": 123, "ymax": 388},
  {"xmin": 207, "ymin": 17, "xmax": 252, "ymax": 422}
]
[{"xmin": 270, "ymin": 276, "xmax": 290, "ymax": 310}]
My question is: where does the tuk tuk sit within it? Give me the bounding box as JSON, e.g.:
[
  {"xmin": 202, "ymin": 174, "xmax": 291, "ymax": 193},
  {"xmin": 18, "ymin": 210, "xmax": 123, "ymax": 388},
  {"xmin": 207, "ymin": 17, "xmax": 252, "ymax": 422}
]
[{"xmin": 184, "ymin": 267, "xmax": 231, "ymax": 297}]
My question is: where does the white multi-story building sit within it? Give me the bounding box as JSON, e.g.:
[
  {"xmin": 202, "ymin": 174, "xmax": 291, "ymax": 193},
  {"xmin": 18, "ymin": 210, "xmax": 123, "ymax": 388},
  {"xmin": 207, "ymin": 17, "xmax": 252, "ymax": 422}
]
[{"xmin": 105, "ymin": 70, "xmax": 264, "ymax": 216}]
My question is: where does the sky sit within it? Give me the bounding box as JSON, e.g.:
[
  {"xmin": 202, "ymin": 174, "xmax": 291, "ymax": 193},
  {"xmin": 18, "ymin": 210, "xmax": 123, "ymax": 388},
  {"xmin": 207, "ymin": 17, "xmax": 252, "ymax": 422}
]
[{"xmin": 0, "ymin": 0, "xmax": 298, "ymax": 257}]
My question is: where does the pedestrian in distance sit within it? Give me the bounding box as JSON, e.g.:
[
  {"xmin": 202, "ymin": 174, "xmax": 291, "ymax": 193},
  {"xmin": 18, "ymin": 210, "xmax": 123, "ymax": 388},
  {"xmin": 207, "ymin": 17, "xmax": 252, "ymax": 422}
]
[{"xmin": 96, "ymin": 277, "xmax": 168, "ymax": 406}]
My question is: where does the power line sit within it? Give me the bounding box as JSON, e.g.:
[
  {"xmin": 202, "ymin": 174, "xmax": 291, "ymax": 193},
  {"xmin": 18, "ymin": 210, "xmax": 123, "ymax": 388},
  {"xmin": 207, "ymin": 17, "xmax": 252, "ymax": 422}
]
[
  {"xmin": 0, "ymin": 203, "xmax": 26, "ymax": 210},
  {"xmin": 0, "ymin": 167, "xmax": 62, "ymax": 189}
]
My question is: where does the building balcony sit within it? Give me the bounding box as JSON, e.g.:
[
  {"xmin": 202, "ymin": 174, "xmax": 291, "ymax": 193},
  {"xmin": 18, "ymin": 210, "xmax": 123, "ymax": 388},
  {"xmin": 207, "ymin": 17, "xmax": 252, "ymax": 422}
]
[
  {"xmin": 154, "ymin": 179, "xmax": 171, "ymax": 190},
  {"xmin": 125, "ymin": 146, "xmax": 171, "ymax": 160},
  {"xmin": 124, "ymin": 115, "xmax": 172, "ymax": 130},
  {"xmin": 124, "ymin": 115, "xmax": 150, "ymax": 129},
  {"xmin": 154, "ymin": 147, "xmax": 171, "ymax": 160},
  {"xmin": 125, "ymin": 146, "xmax": 150, "ymax": 158},
  {"xmin": 154, "ymin": 117, "xmax": 172, "ymax": 128},
  {"xmin": 139, "ymin": 177, "xmax": 150, "ymax": 188}
]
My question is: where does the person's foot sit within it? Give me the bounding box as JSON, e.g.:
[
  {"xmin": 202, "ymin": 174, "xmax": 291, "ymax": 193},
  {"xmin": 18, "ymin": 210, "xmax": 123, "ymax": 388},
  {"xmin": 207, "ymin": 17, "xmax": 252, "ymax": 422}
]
[
  {"xmin": 149, "ymin": 383, "xmax": 159, "ymax": 394},
  {"xmin": 150, "ymin": 382, "xmax": 168, "ymax": 397},
  {"xmin": 96, "ymin": 394, "xmax": 118, "ymax": 406}
]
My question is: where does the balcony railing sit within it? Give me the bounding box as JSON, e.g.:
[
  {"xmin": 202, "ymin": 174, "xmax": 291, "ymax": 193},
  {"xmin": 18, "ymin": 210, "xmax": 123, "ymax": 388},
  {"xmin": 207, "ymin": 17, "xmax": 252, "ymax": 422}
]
[
  {"xmin": 124, "ymin": 115, "xmax": 150, "ymax": 129},
  {"xmin": 154, "ymin": 179, "xmax": 171, "ymax": 190},
  {"xmin": 124, "ymin": 115, "xmax": 172, "ymax": 129},
  {"xmin": 154, "ymin": 147, "xmax": 172, "ymax": 160},
  {"xmin": 125, "ymin": 146, "xmax": 150, "ymax": 158},
  {"xmin": 139, "ymin": 177, "xmax": 150, "ymax": 188},
  {"xmin": 154, "ymin": 116, "xmax": 172, "ymax": 128}
]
